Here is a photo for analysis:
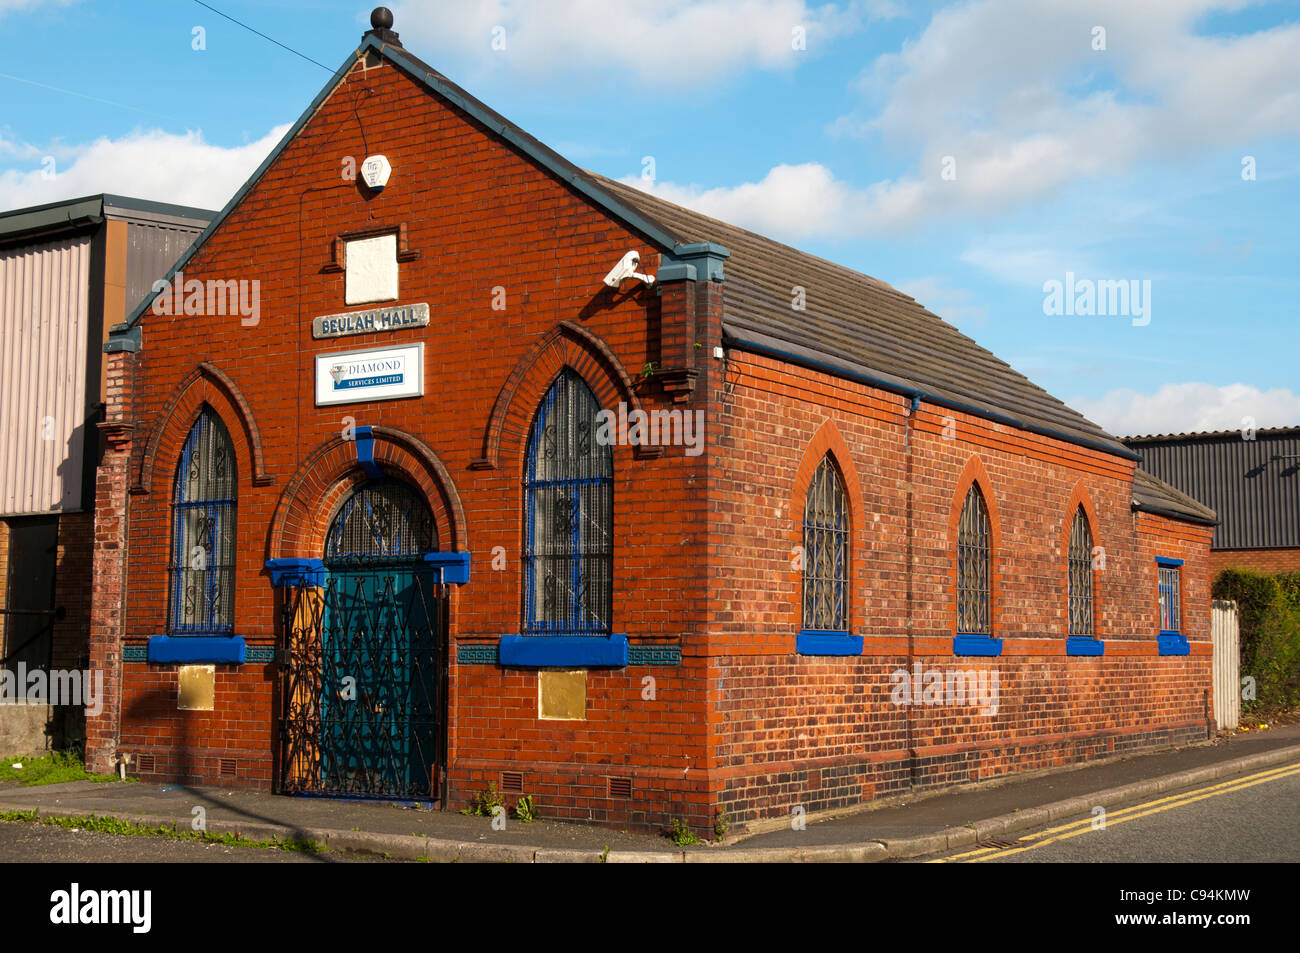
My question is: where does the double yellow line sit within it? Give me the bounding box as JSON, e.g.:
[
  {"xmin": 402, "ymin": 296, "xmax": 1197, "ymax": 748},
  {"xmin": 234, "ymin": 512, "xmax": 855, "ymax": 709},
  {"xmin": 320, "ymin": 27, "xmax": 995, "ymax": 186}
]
[{"xmin": 932, "ymin": 760, "xmax": 1300, "ymax": 862}]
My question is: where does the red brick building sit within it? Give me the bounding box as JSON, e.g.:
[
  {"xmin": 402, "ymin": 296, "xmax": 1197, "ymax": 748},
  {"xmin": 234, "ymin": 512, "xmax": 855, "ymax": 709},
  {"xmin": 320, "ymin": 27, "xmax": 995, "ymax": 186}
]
[{"xmin": 86, "ymin": 11, "xmax": 1218, "ymax": 835}]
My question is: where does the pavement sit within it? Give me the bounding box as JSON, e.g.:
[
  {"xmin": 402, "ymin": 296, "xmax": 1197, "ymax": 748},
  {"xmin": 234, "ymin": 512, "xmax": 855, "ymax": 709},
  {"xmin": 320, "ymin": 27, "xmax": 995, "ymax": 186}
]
[{"xmin": 1, "ymin": 724, "xmax": 1298, "ymax": 862}]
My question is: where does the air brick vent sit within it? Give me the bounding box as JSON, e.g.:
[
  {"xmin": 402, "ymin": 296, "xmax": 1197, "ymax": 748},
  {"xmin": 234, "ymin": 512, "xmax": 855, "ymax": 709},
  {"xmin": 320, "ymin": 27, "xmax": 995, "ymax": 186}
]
[
  {"xmin": 608, "ymin": 776, "xmax": 632, "ymax": 799},
  {"xmin": 218, "ymin": 758, "xmax": 237, "ymax": 778},
  {"xmin": 501, "ymin": 771, "xmax": 524, "ymax": 793},
  {"xmin": 136, "ymin": 755, "xmax": 155, "ymax": 773}
]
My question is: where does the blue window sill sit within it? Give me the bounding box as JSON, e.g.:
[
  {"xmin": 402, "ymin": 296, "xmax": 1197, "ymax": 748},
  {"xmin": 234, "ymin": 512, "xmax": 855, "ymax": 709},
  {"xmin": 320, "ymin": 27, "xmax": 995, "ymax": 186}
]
[
  {"xmin": 147, "ymin": 636, "xmax": 246, "ymax": 664},
  {"xmin": 498, "ymin": 633, "xmax": 628, "ymax": 668},
  {"xmin": 1158, "ymin": 632, "xmax": 1189, "ymax": 656},
  {"xmin": 1066, "ymin": 637, "xmax": 1105, "ymax": 656},
  {"xmin": 953, "ymin": 634, "xmax": 1003, "ymax": 657},
  {"xmin": 796, "ymin": 631, "xmax": 863, "ymax": 656}
]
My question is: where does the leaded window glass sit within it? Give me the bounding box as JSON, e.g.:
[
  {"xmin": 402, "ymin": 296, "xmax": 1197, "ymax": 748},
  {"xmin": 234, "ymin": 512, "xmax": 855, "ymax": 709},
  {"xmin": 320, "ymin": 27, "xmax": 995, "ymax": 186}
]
[
  {"xmin": 523, "ymin": 370, "xmax": 613, "ymax": 634},
  {"xmin": 169, "ymin": 408, "xmax": 237, "ymax": 634},
  {"xmin": 1159, "ymin": 564, "xmax": 1181, "ymax": 633},
  {"xmin": 1068, "ymin": 506, "xmax": 1094, "ymax": 638},
  {"xmin": 802, "ymin": 456, "xmax": 849, "ymax": 632},
  {"xmin": 956, "ymin": 484, "xmax": 991, "ymax": 636}
]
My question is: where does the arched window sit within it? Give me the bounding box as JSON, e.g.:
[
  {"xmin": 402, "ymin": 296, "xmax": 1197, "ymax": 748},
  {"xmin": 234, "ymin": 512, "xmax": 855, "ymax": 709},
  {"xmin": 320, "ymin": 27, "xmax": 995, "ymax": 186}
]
[
  {"xmin": 169, "ymin": 407, "xmax": 237, "ymax": 634},
  {"xmin": 523, "ymin": 370, "xmax": 613, "ymax": 634},
  {"xmin": 956, "ymin": 484, "xmax": 991, "ymax": 636},
  {"xmin": 802, "ymin": 455, "xmax": 849, "ymax": 632},
  {"xmin": 1067, "ymin": 506, "xmax": 1094, "ymax": 638},
  {"xmin": 324, "ymin": 480, "xmax": 436, "ymax": 563}
]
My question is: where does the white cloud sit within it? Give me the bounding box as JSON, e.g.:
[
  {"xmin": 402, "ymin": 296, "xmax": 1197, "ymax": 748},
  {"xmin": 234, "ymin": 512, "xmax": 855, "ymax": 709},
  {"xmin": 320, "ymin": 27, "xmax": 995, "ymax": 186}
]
[
  {"xmin": 390, "ymin": 0, "xmax": 890, "ymax": 83},
  {"xmin": 1070, "ymin": 382, "xmax": 1300, "ymax": 437},
  {"xmin": 829, "ymin": 0, "xmax": 1300, "ymax": 230},
  {"xmin": 895, "ymin": 276, "xmax": 988, "ymax": 330},
  {"xmin": 0, "ymin": 125, "xmax": 289, "ymax": 213},
  {"xmin": 959, "ymin": 234, "xmax": 1102, "ymax": 288},
  {"xmin": 620, "ymin": 163, "xmax": 869, "ymax": 241},
  {"xmin": 615, "ymin": 2, "xmax": 1300, "ymax": 239}
]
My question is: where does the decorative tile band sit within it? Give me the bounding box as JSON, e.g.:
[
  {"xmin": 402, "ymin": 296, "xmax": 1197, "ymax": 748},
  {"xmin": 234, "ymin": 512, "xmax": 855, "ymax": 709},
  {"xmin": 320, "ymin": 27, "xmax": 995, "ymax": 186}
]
[
  {"xmin": 629, "ymin": 645, "xmax": 683, "ymax": 666},
  {"xmin": 123, "ymin": 644, "xmax": 276, "ymax": 663},
  {"xmin": 455, "ymin": 643, "xmax": 681, "ymax": 666},
  {"xmin": 456, "ymin": 644, "xmax": 499, "ymax": 665}
]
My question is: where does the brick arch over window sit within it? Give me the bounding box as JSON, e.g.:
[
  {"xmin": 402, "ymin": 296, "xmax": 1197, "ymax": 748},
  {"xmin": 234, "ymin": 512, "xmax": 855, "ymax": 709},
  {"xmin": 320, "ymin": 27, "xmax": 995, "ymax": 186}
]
[
  {"xmin": 947, "ymin": 455, "xmax": 1002, "ymax": 637},
  {"xmin": 790, "ymin": 419, "xmax": 863, "ymax": 629},
  {"xmin": 267, "ymin": 427, "xmax": 467, "ymax": 560},
  {"xmin": 133, "ymin": 362, "xmax": 271, "ymax": 494},
  {"xmin": 473, "ymin": 320, "xmax": 653, "ymax": 471},
  {"xmin": 1062, "ymin": 481, "xmax": 1103, "ymax": 638}
]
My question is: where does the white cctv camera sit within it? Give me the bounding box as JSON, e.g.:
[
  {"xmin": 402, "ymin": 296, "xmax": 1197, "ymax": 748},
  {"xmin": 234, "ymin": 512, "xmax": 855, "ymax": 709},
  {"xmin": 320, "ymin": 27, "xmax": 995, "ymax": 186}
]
[{"xmin": 603, "ymin": 250, "xmax": 655, "ymax": 288}]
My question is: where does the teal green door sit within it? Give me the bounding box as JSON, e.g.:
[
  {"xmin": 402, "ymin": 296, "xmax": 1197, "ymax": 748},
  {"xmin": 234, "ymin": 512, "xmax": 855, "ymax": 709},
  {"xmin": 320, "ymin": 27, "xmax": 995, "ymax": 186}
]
[
  {"xmin": 318, "ymin": 563, "xmax": 439, "ymax": 798},
  {"xmin": 279, "ymin": 478, "xmax": 443, "ymax": 801}
]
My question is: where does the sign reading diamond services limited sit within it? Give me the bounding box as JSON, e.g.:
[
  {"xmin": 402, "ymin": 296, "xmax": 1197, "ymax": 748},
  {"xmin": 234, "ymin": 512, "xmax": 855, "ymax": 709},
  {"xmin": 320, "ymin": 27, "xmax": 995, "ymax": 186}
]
[
  {"xmin": 312, "ymin": 302, "xmax": 429, "ymax": 339},
  {"xmin": 314, "ymin": 343, "xmax": 424, "ymax": 406}
]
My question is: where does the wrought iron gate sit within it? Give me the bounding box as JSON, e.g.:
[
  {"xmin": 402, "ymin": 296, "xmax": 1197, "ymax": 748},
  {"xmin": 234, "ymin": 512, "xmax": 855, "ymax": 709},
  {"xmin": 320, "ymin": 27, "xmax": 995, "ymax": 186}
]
[{"xmin": 278, "ymin": 480, "xmax": 446, "ymax": 801}]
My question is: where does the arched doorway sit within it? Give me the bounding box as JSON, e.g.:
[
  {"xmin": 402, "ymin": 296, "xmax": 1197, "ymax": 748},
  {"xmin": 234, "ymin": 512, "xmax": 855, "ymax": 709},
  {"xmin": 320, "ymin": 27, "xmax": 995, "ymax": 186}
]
[{"xmin": 279, "ymin": 478, "xmax": 446, "ymax": 801}]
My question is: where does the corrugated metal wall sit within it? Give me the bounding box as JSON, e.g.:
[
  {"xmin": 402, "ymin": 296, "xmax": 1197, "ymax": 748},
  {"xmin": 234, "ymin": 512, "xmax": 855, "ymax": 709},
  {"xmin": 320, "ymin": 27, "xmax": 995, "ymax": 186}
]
[
  {"xmin": 1134, "ymin": 431, "xmax": 1300, "ymax": 549},
  {"xmin": 0, "ymin": 235, "xmax": 90, "ymax": 515},
  {"xmin": 125, "ymin": 221, "xmax": 200, "ymax": 316}
]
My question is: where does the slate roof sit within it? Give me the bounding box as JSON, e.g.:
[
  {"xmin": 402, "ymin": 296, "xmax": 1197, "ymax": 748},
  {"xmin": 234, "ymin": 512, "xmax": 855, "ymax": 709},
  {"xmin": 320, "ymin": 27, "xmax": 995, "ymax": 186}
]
[
  {"xmin": 592, "ymin": 174, "xmax": 1136, "ymax": 460},
  {"xmin": 1131, "ymin": 468, "xmax": 1218, "ymax": 526}
]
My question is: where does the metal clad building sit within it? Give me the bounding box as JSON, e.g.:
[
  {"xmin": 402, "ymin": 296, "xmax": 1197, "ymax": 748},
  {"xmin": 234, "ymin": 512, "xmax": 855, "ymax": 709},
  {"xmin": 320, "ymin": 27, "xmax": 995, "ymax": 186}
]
[
  {"xmin": 0, "ymin": 194, "xmax": 213, "ymax": 755},
  {"xmin": 1124, "ymin": 427, "xmax": 1300, "ymax": 573}
]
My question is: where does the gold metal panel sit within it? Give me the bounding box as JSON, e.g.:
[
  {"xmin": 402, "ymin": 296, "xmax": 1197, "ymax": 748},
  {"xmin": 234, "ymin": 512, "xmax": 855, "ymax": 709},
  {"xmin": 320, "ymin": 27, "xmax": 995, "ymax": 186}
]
[
  {"xmin": 177, "ymin": 665, "xmax": 215, "ymax": 711},
  {"xmin": 538, "ymin": 670, "xmax": 586, "ymax": 721}
]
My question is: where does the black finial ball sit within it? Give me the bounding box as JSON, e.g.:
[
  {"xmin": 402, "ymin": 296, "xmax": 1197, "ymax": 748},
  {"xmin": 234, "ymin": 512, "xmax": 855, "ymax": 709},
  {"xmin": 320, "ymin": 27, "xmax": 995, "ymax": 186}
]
[{"xmin": 371, "ymin": 7, "xmax": 394, "ymax": 30}]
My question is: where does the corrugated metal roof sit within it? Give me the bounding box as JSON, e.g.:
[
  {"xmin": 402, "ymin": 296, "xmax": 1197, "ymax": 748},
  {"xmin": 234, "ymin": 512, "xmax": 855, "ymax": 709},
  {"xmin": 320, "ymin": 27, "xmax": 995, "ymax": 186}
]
[
  {"xmin": 1124, "ymin": 430, "xmax": 1299, "ymax": 547},
  {"xmin": 0, "ymin": 194, "xmax": 212, "ymax": 243},
  {"xmin": 1124, "ymin": 425, "xmax": 1300, "ymax": 442}
]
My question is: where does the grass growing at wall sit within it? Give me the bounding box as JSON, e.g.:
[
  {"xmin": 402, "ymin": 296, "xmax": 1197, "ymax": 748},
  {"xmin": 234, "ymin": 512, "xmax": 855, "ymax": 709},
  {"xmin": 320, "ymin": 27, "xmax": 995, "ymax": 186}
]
[
  {"xmin": 0, "ymin": 751, "xmax": 121, "ymax": 786},
  {"xmin": 1213, "ymin": 569, "xmax": 1300, "ymax": 713},
  {"xmin": 0, "ymin": 809, "xmax": 323, "ymax": 853}
]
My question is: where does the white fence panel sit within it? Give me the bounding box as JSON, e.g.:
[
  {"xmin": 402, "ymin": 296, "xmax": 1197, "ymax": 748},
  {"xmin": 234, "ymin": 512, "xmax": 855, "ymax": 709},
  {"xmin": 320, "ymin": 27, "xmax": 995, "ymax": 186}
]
[{"xmin": 1212, "ymin": 599, "xmax": 1240, "ymax": 731}]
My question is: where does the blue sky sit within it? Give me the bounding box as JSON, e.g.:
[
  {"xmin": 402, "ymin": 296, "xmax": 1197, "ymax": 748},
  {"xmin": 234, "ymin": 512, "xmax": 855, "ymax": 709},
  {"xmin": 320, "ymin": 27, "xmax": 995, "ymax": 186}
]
[{"xmin": 2, "ymin": 0, "xmax": 1297, "ymax": 435}]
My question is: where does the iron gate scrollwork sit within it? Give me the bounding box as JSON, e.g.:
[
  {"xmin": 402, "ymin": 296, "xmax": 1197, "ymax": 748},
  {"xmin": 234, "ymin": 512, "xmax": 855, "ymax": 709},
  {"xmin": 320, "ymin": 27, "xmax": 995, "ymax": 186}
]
[{"xmin": 278, "ymin": 479, "xmax": 447, "ymax": 801}]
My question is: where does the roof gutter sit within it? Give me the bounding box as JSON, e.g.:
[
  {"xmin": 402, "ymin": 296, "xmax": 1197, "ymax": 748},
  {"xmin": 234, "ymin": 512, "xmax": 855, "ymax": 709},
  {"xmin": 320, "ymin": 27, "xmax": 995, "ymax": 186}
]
[
  {"xmin": 0, "ymin": 196, "xmax": 104, "ymax": 248},
  {"xmin": 725, "ymin": 325, "xmax": 1142, "ymax": 463}
]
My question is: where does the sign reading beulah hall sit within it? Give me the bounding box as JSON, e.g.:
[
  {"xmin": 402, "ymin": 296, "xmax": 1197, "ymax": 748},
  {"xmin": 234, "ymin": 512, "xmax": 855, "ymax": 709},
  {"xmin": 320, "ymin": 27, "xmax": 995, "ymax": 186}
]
[{"xmin": 312, "ymin": 302, "xmax": 429, "ymax": 339}]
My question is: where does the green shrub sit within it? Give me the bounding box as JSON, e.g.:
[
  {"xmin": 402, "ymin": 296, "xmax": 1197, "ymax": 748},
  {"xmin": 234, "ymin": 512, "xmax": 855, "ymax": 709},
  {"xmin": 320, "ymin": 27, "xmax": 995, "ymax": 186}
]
[
  {"xmin": 1213, "ymin": 569, "xmax": 1300, "ymax": 713},
  {"xmin": 1275, "ymin": 572, "xmax": 1300, "ymax": 616}
]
